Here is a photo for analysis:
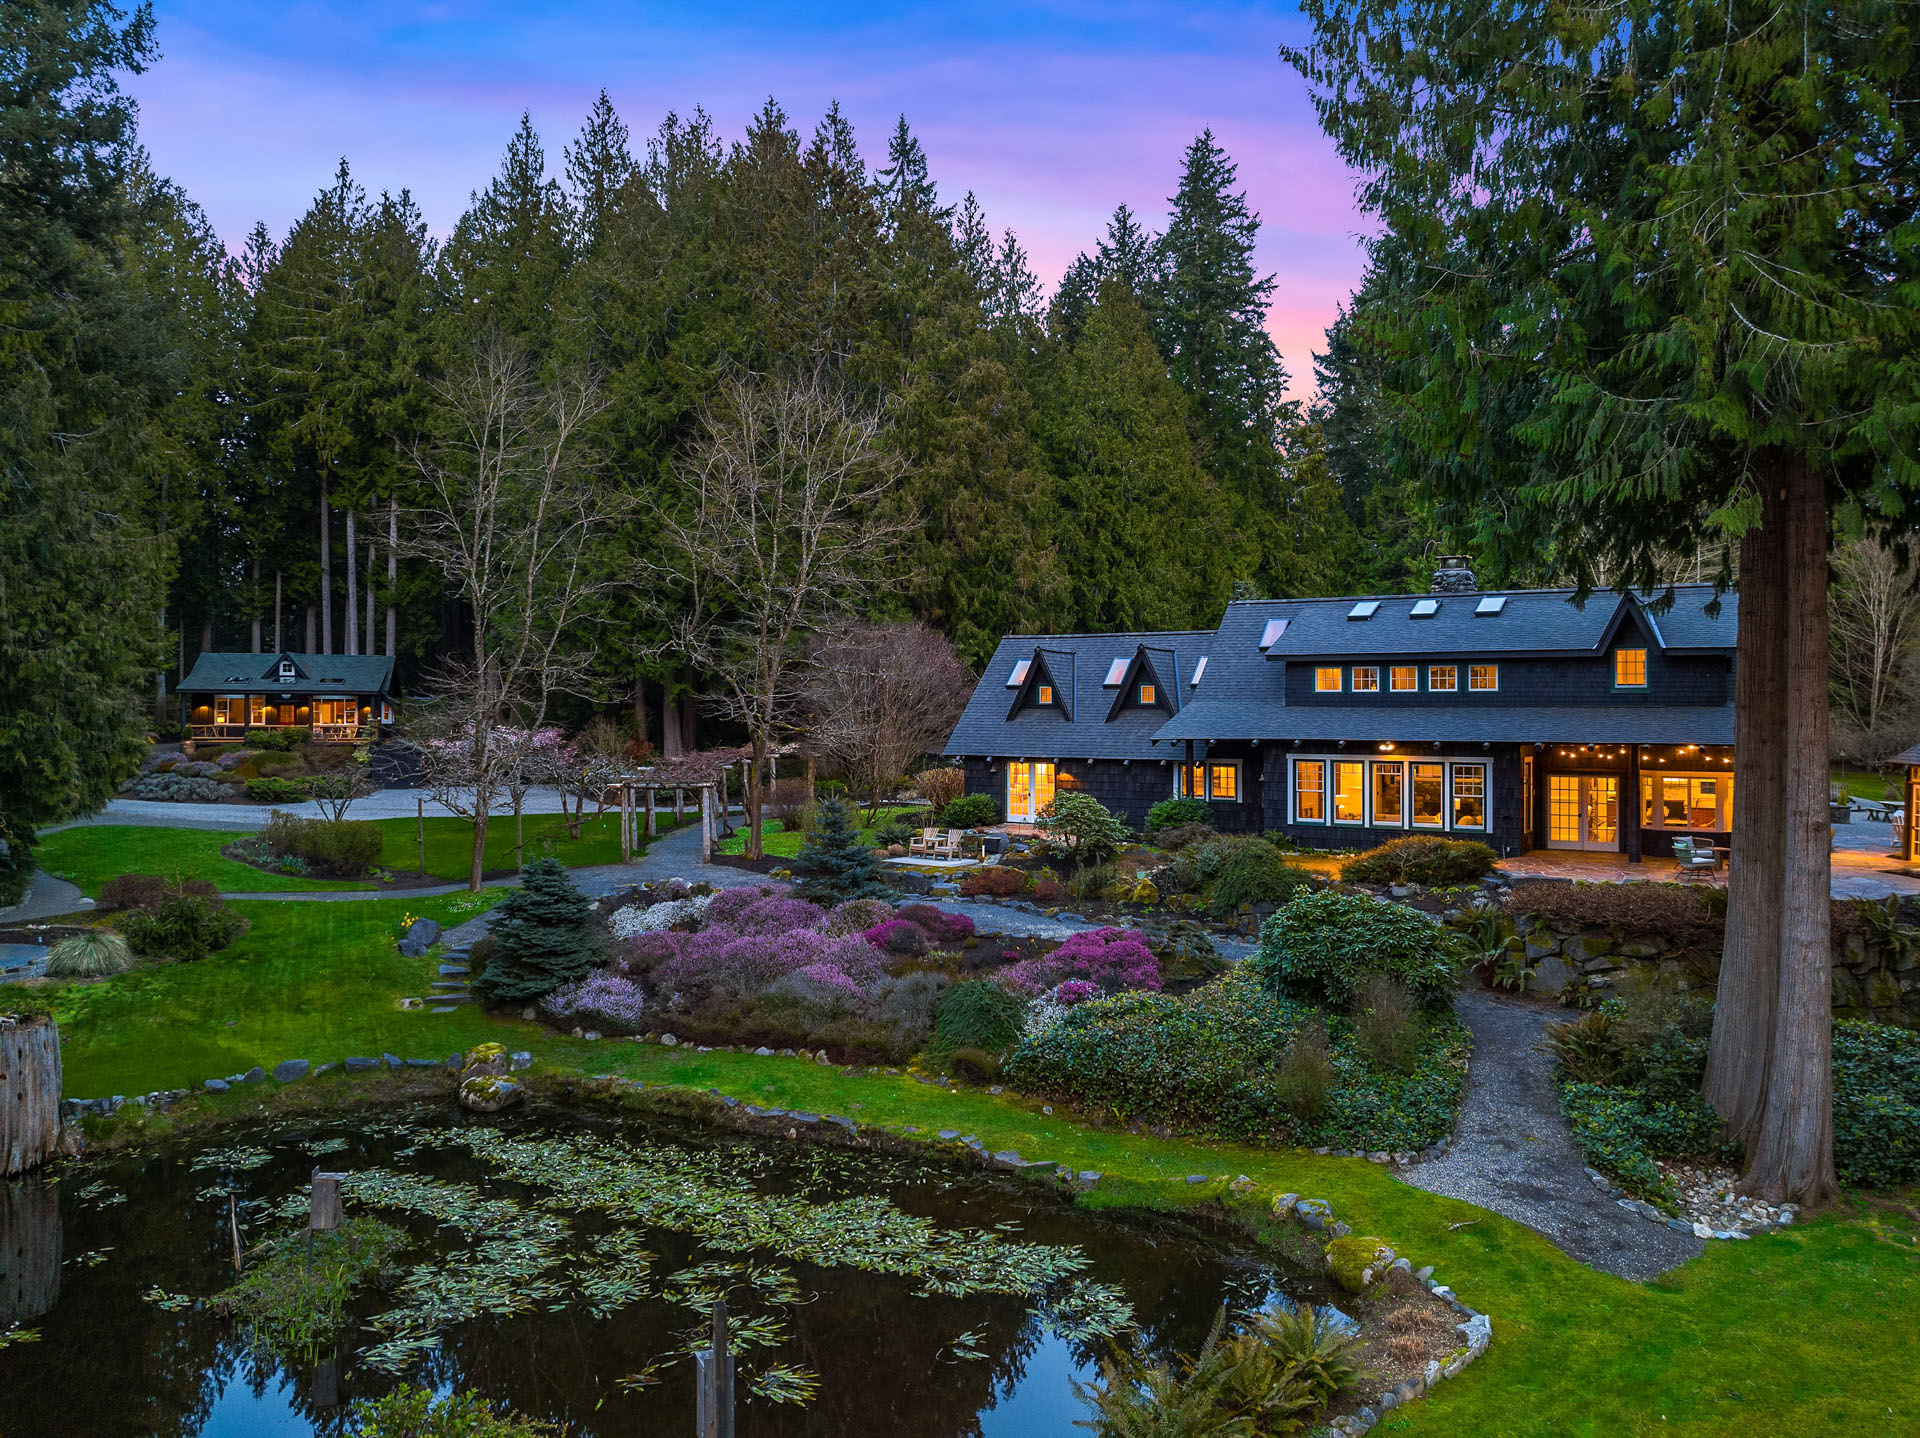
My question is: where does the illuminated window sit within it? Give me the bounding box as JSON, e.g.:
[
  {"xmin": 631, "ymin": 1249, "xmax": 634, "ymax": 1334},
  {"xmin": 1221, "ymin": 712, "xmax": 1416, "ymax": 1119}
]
[
  {"xmin": 1178, "ymin": 764, "xmax": 1206, "ymax": 798},
  {"xmin": 1138, "ymin": 683, "xmax": 1156, "ymax": 705},
  {"xmin": 1429, "ymin": 665, "xmax": 1458, "ymax": 692},
  {"xmin": 1639, "ymin": 772, "xmax": 1732, "ymax": 830},
  {"xmin": 1333, "ymin": 760, "xmax": 1365, "ymax": 823},
  {"xmin": 1452, "ymin": 763, "xmax": 1486, "ymax": 829},
  {"xmin": 1371, "ymin": 761, "xmax": 1404, "ymax": 826},
  {"xmin": 1615, "ymin": 648, "xmax": 1648, "ymax": 687},
  {"xmin": 1352, "ymin": 666, "xmax": 1380, "ymax": 692},
  {"xmin": 1411, "ymin": 763, "xmax": 1445, "ymax": 827},
  {"xmin": 1294, "ymin": 760, "xmax": 1326, "ymax": 822},
  {"xmin": 1315, "ymin": 667, "xmax": 1343, "ymax": 692},
  {"xmin": 1469, "ymin": 664, "xmax": 1499, "ymax": 691},
  {"xmin": 1037, "ymin": 685, "xmax": 1053, "ymax": 705},
  {"xmin": 1209, "ymin": 763, "xmax": 1240, "ymax": 801},
  {"xmin": 1390, "ymin": 665, "xmax": 1417, "ymax": 692}
]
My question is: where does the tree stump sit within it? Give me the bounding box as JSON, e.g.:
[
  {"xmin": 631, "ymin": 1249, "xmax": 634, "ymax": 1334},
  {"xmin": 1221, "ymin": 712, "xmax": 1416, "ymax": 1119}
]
[{"xmin": 0, "ymin": 1015, "xmax": 63, "ymax": 1176}]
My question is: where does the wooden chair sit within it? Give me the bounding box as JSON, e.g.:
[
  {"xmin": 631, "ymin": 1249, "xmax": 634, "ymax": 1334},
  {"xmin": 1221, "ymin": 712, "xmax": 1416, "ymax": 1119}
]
[
  {"xmin": 933, "ymin": 829, "xmax": 965, "ymax": 859},
  {"xmin": 907, "ymin": 827, "xmax": 942, "ymax": 857}
]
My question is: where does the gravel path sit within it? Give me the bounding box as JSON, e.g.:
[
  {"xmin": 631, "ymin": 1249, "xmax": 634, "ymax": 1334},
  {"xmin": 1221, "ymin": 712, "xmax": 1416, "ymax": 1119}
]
[
  {"xmin": 1402, "ymin": 989, "xmax": 1701, "ymax": 1280},
  {"xmin": 0, "ymin": 870, "xmax": 86, "ymax": 923}
]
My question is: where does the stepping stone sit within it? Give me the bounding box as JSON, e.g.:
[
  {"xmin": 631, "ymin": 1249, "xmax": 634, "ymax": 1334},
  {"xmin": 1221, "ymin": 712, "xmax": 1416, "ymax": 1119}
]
[
  {"xmin": 937, "ymin": 1129, "xmax": 962, "ymax": 1140},
  {"xmin": 405, "ymin": 1058, "xmax": 439, "ymax": 1068},
  {"xmin": 437, "ymin": 964, "xmax": 469, "ymax": 977},
  {"xmin": 344, "ymin": 1056, "xmax": 378, "ymax": 1073},
  {"xmin": 430, "ymin": 1006, "xmax": 456, "ymax": 1014},
  {"xmin": 430, "ymin": 981, "xmax": 467, "ymax": 991},
  {"xmin": 382, "ymin": 1053, "xmax": 402, "ymax": 1069},
  {"xmin": 241, "ymin": 1066, "xmax": 267, "ymax": 1084}
]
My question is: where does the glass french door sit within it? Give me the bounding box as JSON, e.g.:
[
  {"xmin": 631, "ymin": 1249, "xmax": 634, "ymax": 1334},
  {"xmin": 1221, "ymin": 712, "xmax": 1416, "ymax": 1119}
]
[
  {"xmin": 1006, "ymin": 762, "xmax": 1056, "ymax": 822},
  {"xmin": 1548, "ymin": 774, "xmax": 1619, "ymax": 850}
]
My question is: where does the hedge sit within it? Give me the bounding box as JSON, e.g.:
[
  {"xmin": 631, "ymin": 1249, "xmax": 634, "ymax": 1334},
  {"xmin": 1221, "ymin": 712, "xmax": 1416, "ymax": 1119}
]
[
  {"xmin": 1252, "ymin": 890, "xmax": 1463, "ymax": 1009},
  {"xmin": 1341, "ymin": 835, "xmax": 1496, "ymax": 887}
]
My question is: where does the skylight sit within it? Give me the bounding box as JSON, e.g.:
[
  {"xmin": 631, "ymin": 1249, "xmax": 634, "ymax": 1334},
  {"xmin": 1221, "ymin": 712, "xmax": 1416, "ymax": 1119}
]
[
  {"xmin": 1475, "ymin": 595, "xmax": 1508, "ymax": 616},
  {"xmin": 1102, "ymin": 657, "xmax": 1128, "ymax": 686},
  {"xmin": 1006, "ymin": 658, "xmax": 1031, "ymax": 686},
  {"xmin": 1348, "ymin": 600, "xmax": 1380, "ymax": 620},
  {"xmin": 1191, "ymin": 656, "xmax": 1208, "ymax": 685},
  {"xmin": 1410, "ymin": 598, "xmax": 1439, "ymax": 617},
  {"xmin": 1259, "ymin": 618, "xmax": 1288, "ymax": 647}
]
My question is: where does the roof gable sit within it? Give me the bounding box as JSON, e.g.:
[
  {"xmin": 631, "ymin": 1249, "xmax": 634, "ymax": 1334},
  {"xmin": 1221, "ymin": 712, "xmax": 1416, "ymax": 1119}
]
[{"xmin": 1104, "ymin": 644, "xmax": 1179, "ymax": 722}]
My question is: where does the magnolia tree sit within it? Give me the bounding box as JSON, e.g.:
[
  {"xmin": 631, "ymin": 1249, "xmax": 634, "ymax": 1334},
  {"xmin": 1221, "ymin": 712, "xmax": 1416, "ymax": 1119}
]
[{"xmin": 415, "ymin": 723, "xmax": 573, "ymax": 875}]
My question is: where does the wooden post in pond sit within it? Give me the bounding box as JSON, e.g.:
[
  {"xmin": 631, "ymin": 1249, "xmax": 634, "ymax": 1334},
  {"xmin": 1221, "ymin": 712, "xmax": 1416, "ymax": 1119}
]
[
  {"xmin": 309, "ymin": 1171, "xmax": 345, "ymax": 1232},
  {"xmin": 0, "ymin": 1015, "xmax": 63, "ymax": 1177},
  {"xmin": 416, "ymin": 794, "xmax": 426, "ymax": 876},
  {"xmin": 645, "ymin": 786, "xmax": 657, "ymax": 838},
  {"xmin": 695, "ymin": 1299, "xmax": 734, "ymax": 1438}
]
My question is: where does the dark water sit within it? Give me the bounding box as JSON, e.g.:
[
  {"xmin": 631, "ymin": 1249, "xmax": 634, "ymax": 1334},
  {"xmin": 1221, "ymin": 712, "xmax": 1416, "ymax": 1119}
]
[{"xmin": 0, "ymin": 1108, "xmax": 1328, "ymax": 1438}]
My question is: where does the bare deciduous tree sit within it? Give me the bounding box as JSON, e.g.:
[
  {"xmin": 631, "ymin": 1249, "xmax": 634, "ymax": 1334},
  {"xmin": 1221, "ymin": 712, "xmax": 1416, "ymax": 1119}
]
[
  {"xmin": 802, "ymin": 619, "xmax": 972, "ymax": 819},
  {"xmin": 400, "ymin": 334, "xmax": 611, "ymax": 889},
  {"xmin": 649, "ymin": 370, "xmax": 910, "ymax": 858},
  {"xmin": 1829, "ymin": 535, "xmax": 1920, "ymax": 763}
]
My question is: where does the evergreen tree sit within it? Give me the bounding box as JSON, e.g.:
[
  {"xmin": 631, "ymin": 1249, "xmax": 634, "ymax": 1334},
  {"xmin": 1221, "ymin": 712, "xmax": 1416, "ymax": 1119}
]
[
  {"xmin": 873, "ymin": 115, "xmax": 942, "ymax": 225},
  {"xmin": 1049, "ymin": 205, "xmax": 1159, "ymax": 342},
  {"xmin": 437, "ymin": 113, "xmax": 575, "ymax": 352},
  {"xmin": 473, "ymin": 856, "xmax": 601, "ymax": 1002},
  {"xmin": 0, "ymin": 2, "xmax": 172, "ymax": 901},
  {"xmin": 565, "ymin": 88, "xmax": 634, "ymax": 254},
  {"xmin": 795, "ymin": 797, "xmax": 891, "ymax": 902}
]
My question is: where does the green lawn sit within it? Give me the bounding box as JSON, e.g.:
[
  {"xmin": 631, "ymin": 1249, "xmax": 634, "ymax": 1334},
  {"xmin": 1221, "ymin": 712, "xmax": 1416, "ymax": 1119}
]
[
  {"xmin": 36, "ymin": 826, "xmax": 360, "ymax": 895},
  {"xmin": 715, "ymin": 805, "xmax": 919, "ymax": 857},
  {"xmin": 1833, "ymin": 767, "xmax": 1894, "ymax": 804},
  {"xmin": 36, "ymin": 812, "xmax": 682, "ymax": 897},
  {"xmin": 34, "ymin": 894, "xmax": 1920, "ymax": 1437}
]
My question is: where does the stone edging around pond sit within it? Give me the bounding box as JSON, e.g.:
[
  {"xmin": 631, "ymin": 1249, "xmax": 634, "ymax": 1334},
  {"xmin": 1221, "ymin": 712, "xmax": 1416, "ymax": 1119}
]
[{"xmin": 62, "ymin": 1044, "xmax": 1495, "ymax": 1434}]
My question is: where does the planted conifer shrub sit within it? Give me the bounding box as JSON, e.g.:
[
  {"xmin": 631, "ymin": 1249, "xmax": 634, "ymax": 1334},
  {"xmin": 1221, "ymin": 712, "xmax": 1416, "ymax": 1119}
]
[
  {"xmin": 1145, "ymin": 796, "xmax": 1211, "ymax": 832},
  {"xmin": 118, "ymin": 885, "xmax": 249, "ymax": 961},
  {"xmin": 794, "ymin": 797, "xmax": 891, "ymax": 903},
  {"xmin": 1341, "ymin": 836, "xmax": 1496, "ymax": 887},
  {"xmin": 472, "ymin": 857, "xmax": 599, "ymax": 1004},
  {"xmin": 929, "ymin": 979, "xmax": 1028, "ymax": 1062},
  {"xmin": 937, "ymin": 793, "xmax": 998, "ymax": 828},
  {"xmin": 1253, "ymin": 891, "xmax": 1462, "ymax": 1009}
]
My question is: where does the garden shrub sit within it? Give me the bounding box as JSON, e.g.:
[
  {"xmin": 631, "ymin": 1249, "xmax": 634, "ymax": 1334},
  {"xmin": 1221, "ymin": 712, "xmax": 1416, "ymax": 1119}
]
[
  {"xmin": 1543, "ymin": 1010, "xmax": 1632, "ymax": 1085},
  {"xmin": 759, "ymin": 777, "xmax": 813, "ymax": 826},
  {"xmin": 865, "ymin": 970, "xmax": 950, "ymax": 1053},
  {"xmin": 864, "ymin": 917, "xmax": 931, "ymax": 957},
  {"xmin": 1253, "ymin": 891, "xmax": 1463, "ymax": 1009},
  {"xmin": 1145, "ymin": 797, "xmax": 1211, "ymax": 832},
  {"xmin": 1277, "ymin": 1019, "xmax": 1333, "ymax": 1119},
  {"xmin": 997, "ymin": 927, "xmax": 1162, "ymax": 996},
  {"xmin": 959, "ymin": 866, "xmax": 1028, "ymax": 898},
  {"xmin": 467, "ymin": 935, "xmax": 497, "ymax": 983},
  {"xmin": 948, "ymin": 1046, "xmax": 1002, "ymax": 1083},
  {"xmin": 348, "ymin": 1384, "xmax": 558, "ymax": 1438},
  {"xmin": 1035, "ymin": 791, "xmax": 1130, "ymax": 867},
  {"xmin": 1005, "ymin": 966, "xmax": 1467, "ymax": 1149},
  {"xmin": 794, "ymin": 797, "xmax": 890, "ymax": 903},
  {"xmin": 1341, "ymin": 835, "xmax": 1497, "ymax": 887},
  {"xmin": 45, "ymin": 930, "xmax": 135, "ymax": 978},
  {"xmin": 895, "ymin": 903, "xmax": 974, "ymax": 943},
  {"xmin": 119, "ymin": 889, "xmax": 250, "ymax": 961},
  {"xmin": 1207, "ymin": 840, "xmax": 1313, "ymax": 915},
  {"xmin": 247, "ymin": 776, "xmax": 312, "ymax": 804},
  {"xmin": 1351, "ymin": 974, "xmax": 1420, "ymax": 1075},
  {"xmin": 1506, "ymin": 879, "xmax": 1723, "ymax": 944},
  {"xmin": 938, "ymin": 793, "xmax": 998, "ymax": 828},
  {"xmin": 1557, "ymin": 1083, "xmax": 1729, "ymax": 1200},
  {"xmin": 913, "ymin": 767, "xmax": 966, "ymax": 811},
  {"xmin": 473, "ymin": 858, "xmax": 600, "ymax": 1004},
  {"xmin": 823, "ymin": 896, "xmax": 894, "ymax": 935},
  {"xmin": 541, "ymin": 971, "xmax": 650, "ymax": 1033},
  {"xmin": 1066, "ymin": 861, "xmax": 1116, "ymax": 900},
  {"xmin": 125, "ymin": 772, "xmax": 227, "ymax": 802},
  {"xmin": 1030, "ymin": 878, "xmax": 1064, "ymax": 903},
  {"xmin": 932, "ymin": 979, "xmax": 1028, "ymax": 1056},
  {"xmin": 264, "ymin": 812, "xmax": 383, "ymax": 877},
  {"xmin": 100, "ymin": 873, "xmax": 168, "ymax": 912}
]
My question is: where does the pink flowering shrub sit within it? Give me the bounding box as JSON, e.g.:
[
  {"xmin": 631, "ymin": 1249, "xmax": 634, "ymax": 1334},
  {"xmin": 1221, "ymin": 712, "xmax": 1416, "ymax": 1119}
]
[
  {"xmin": 997, "ymin": 927, "xmax": 1162, "ymax": 996},
  {"xmin": 705, "ymin": 885, "xmax": 781, "ymax": 923},
  {"xmin": 894, "ymin": 904, "xmax": 975, "ymax": 943},
  {"xmin": 542, "ymin": 971, "xmax": 650, "ymax": 1033},
  {"xmin": 864, "ymin": 918, "xmax": 931, "ymax": 957},
  {"xmin": 824, "ymin": 897, "xmax": 895, "ymax": 935},
  {"xmin": 731, "ymin": 896, "xmax": 826, "ymax": 936},
  {"xmin": 1054, "ymin": 978, "xmax": 1101, "ymax": 1005}
]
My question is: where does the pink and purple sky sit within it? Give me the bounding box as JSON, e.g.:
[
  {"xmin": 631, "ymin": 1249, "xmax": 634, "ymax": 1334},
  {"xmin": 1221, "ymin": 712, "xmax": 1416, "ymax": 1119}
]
[{"xmin": 129, "ymin": 1, "xmax": 1373, "ymax": 393}]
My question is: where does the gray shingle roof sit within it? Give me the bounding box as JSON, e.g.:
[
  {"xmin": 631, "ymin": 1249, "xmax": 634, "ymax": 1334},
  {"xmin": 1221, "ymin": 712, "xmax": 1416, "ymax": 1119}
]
[
  {"xmin": 1249, "ymin": 584, "xmax": 1736, "ymax": 659},
  {"xmin": 945, "ymin": 630, "xmax": 1213, "ymax": 759},
  {"xmin": 178, "ymin": 651, "xmax": 396, "ymax": 696}
]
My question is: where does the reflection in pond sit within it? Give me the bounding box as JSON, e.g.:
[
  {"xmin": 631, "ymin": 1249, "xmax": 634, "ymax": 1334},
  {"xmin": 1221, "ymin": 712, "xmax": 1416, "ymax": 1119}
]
[
  {"xmin": 0, "ymin": 1110, "xmax": 1330, "ymax": 1436},
  {"xmin": 2, "ymin": 1176, "xmax": 61, "ymax": 1325}
]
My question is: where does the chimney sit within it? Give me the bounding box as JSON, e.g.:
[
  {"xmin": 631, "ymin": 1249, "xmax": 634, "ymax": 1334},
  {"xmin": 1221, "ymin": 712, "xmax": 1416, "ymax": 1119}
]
[{"xmin": 1431, "ymin": 555, "xmax": 1477, "ymax": 594}]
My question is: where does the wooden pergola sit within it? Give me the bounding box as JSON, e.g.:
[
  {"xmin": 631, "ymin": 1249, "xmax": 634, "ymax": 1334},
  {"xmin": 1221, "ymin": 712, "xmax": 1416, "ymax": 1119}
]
[{"xmin": 1890, "ymin": 742, "xmax": 1920, "ymax": 862}]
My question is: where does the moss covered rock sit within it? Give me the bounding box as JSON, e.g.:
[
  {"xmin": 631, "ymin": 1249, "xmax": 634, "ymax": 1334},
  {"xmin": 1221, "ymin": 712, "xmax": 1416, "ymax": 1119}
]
[{"xmin": 1325, "ymin": 1234, "xmax": 1392, "ymax": 1293}]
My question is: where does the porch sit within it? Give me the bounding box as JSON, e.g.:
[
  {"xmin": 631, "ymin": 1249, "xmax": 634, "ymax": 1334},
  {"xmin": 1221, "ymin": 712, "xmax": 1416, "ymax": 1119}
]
[{"xmin": 183, "ymin": 694, "xmax": 372, "ymax": 743}]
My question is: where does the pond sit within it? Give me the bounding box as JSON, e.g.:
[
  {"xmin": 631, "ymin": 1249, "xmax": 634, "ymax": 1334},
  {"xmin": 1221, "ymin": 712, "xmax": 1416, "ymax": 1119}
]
[{"xmin": 0, "ymin": 1108, "xmax": 1335, "ymax": 1437}]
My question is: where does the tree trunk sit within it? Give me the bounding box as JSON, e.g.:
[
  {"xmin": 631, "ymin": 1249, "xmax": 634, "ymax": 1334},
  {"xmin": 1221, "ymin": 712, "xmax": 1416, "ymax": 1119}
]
[
  {"xmin": 632, "ymin": 677, "xmax": 649, "ymax": 747},
  {"xmin": 305, "ymin": 604, "xmax": 316, "ymax": 655},
  {"xmin": 681, "ymin": 694, "xmax": 698, "ymax": 751},
  {"xmin": 156, "ymin": 609, "xmax": 167, "ymax": 711},
  {"xmin": 274, "ymin": 570, "xmax": 283, "ymax": 653},
  {"xmin": 470, "ymin": 812, "xmax": 488, "ymax": 894},
  {"xmin": 320, "ymin": 488, "xmax": 334, "ymax": 655},
  {"xmin": 200, "ymin": 621, "xmax": 213, "ymax": 655},
  {"xmin": 514, "ymin": 797, "xmax": 524, "ymax": 873},
  {"xmin": 251, "ymin": 558, "xmax": 262, "ymax": 653},
  {"xmin": 345, "ymin": 507, "xmax": 359, "ymax": 656},
  {"xmin": 805, "ymin": 753, "xmax": 816, "ymax": 802},
  {"xmin": 662, "ymin": 682, "xmax": 685, "ymax": 759},
  {"xmin": 386, "ymin": 500, "xmax": 398, "ymax": 658},
  {"xmin": 1, "ymin": 1174, "xmax": 62, "ymax": 1321},
  {"xmin": 1704, "ymin": 477, "xmax": 1788, "ymax": 1147},
  {"xmin": 365, "ymin": 538, "xmax": 375, "ymax": 657},
  {"xmin": 747, "ymin": 731, "xmax": 765, "ymax": 860},
  {"xmin": 1745, "ymin": 458, "xmax": 1839, "ymax": 1208}
]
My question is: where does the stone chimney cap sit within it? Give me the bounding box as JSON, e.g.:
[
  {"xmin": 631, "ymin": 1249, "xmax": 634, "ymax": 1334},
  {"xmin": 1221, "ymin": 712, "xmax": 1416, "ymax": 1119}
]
[{"xmin": 1431, "ymin": 555, "xmax": 1477, "ymax": 594}]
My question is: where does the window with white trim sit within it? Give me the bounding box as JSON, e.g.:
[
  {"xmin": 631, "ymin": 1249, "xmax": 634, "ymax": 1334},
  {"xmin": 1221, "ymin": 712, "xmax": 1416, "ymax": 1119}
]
[
  {"xmin": 1293, "ymin": 759, "xmax": 1326, "ymax": 822},
  {"xmin": 1469, "ymin": 664, "xmax": 1499, "ymax": 691},
  {"xmin": 1390, "ymin": 665, "xmax": 1417, "ymax": 692},
  {"xmin": 1138, "ymin": 683, "xmax": 1156, "ymax": 705},
  {"xmin": 1037, "ymin": 684, "xmax": 1053, "ymax": 705},
  {"xmin": 1371, "ymin": 761, "xmax": 1404, "ymax": 826},
  {"xmin": 1429, "ymin": 665, "xmax": 1458, "ymax": 692},
  {"xmin": 1352, "ymin": 666, "xmax": 1380, "ymax": 692},
  {"xmin": 1452, "ymin": 763, "xmax": 1487, "ymax": 829},
  {"xmin": 1410, "ymin": 762, "xmax": 1446, "ymax": 827},
  {"xmin": 1208, "ymin": 762, "xmax": 1240, "ymax": 801},
  {"xmin": 1333, "ymin": 760, "xmax": 1365, "ymax": 823}
]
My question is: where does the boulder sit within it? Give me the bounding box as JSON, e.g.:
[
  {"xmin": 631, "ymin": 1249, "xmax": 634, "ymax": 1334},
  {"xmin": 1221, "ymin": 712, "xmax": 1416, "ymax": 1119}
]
[
  {"xmin": 460, "ymin": 1043, "xmax": 510, "ymax": 1080},
  {"xmin": 458, "ymin": 1075, "xmax": 525, "ymax": 1113},
  {"xmin": 1326, "ymin": 1235, "xmax": 1394, "ymax": 1293},
  {"xmin": 272, "ymin": 1059, "xmax": 309, "ymax": 1083},
  {"xmin": 398, "ymin": 917, "xmax": 441, "ymax": 957}
]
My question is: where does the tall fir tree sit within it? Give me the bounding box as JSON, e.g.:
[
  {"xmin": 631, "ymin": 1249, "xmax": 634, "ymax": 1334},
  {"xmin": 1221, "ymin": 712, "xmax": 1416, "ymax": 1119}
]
[
  {"xmin": 565, "ymin": 88, "xmax": 635, "ymax": 255},
  {"xmin": 437, "ymin": 114, "xmax": 576, "ymax": 354}
]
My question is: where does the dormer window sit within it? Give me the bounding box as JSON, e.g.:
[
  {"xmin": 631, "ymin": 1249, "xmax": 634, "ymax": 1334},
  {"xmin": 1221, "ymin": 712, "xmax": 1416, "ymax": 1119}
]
[
  {"xmin": 1615, "ymin": 648, "xmax": 1648, "ymax": 687},
  {"xmin": 1138, "ymin": 683, "xmax": 1156, "ymax": 706},
  {"xmin": 1037, "ymin": 684, "xmax": 1053, "ymax": 705},
  {"xmin": 276, "ymin": 660, "xmax": 295, "ymax": 681}
]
